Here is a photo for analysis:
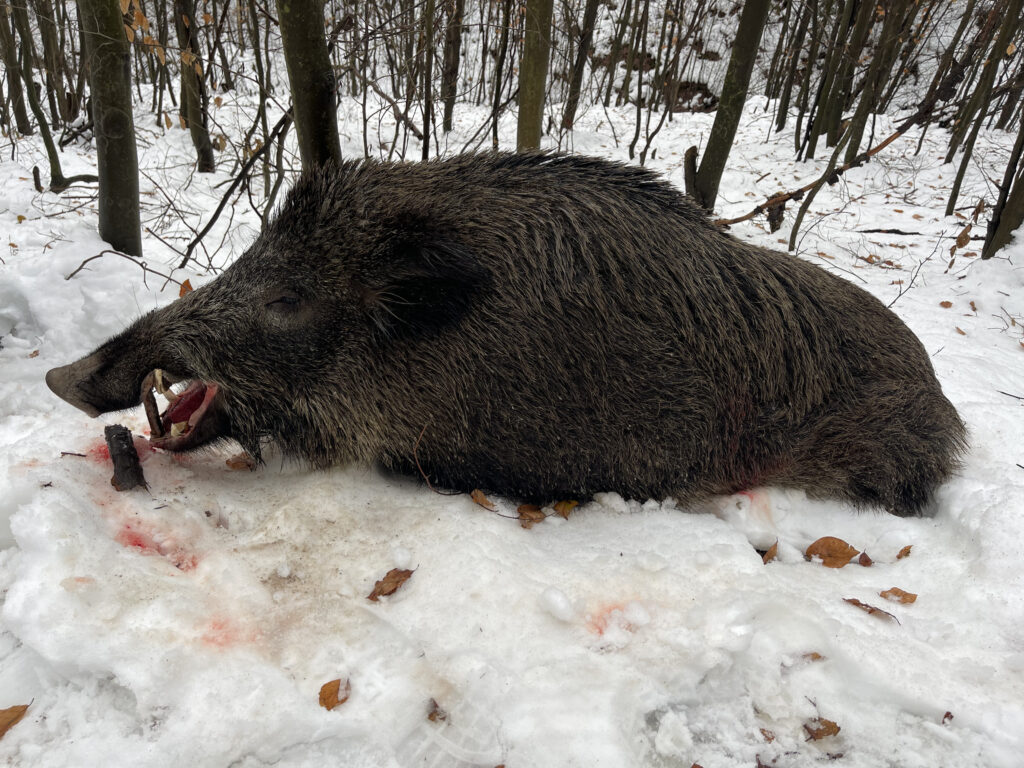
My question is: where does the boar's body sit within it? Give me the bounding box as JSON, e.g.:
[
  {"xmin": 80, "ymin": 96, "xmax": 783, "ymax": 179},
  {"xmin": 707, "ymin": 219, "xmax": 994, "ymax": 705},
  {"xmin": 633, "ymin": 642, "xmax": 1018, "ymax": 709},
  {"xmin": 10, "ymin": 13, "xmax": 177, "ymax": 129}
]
[{"xmin": 47, "ymin": 153, "xmax": 966, "ymax": 515}]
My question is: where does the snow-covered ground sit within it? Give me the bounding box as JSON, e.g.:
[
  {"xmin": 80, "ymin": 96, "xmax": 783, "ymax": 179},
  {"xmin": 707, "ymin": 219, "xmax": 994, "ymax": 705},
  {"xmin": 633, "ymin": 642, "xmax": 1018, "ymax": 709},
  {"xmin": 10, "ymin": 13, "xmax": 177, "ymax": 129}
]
[{"xmin": 1, "ymin": 96, "xmax": 1023, "ymax": 767}]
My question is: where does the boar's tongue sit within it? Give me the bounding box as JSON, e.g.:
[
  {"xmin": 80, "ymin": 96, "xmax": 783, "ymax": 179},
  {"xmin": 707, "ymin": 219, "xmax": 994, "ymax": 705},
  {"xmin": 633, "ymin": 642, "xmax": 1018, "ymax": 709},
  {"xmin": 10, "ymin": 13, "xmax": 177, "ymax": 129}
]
[{"xmin": 148, "ymin": 379, "xmax": 220, "ymax": 450}]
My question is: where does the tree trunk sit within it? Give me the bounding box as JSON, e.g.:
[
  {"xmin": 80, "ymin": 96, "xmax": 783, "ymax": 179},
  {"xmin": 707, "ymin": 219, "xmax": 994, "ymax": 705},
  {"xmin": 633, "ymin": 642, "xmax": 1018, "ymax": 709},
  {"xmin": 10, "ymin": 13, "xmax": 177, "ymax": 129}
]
[
  {"xmin": 693, "ymin": 0, "xmax": 771, "ymax": 210},
  {"xmin": 440, "ymin": 0, "xmax": 464, "ymax": 133},
  {"xmin": 173, "ymin": 0, "xmax": 215, "ymax": 171},
  {"xmin": 77, "ymin": 0, "xmax": 142, "ymax": 256},
  {"xmin": 0, "ymin": 3, "xmax": 33, "ymax": 133},
  {"xmin": 490, "ymin": 0, "xmax": 511, "ymax": 149},
  {"xmin": 843, "ymin": 0, "xmax": 911, "ymax": 166},
  {"xmin": 421, "ymin": 0, "xmax": 435, "ymax": 158},
  {"xmin": 561, "ymin": 0, "xmax": 599, "ymax": 131},
  {"xmin": 32, "ymin": 0, "xmax": 71, "ymax": 123},
  {"xmin": 278, "ymin": 0, "xmax": 342, "ymax": 170},
  {"xmin": 516, "ymin": 0, "xmax": 553, "ymax": 150},
  {"xmin": 983, "ymin": 113, "xmax": 1024, "ymax": 258}
]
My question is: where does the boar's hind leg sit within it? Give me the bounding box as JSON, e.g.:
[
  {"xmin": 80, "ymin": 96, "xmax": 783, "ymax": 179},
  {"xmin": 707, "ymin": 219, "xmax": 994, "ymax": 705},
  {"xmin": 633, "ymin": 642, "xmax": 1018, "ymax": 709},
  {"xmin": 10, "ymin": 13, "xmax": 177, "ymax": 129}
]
[{"xmin": 788, "ymin": 382, "xmax": 967, "ymax": 516}]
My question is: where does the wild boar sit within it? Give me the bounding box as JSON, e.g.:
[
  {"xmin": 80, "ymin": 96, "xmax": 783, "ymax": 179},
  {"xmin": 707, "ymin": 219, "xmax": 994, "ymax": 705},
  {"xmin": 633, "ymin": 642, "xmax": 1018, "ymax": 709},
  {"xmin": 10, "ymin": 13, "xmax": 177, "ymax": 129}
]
[{"xmin": 46, "ymin": 152, "xmax": 966, "ymax": 515}]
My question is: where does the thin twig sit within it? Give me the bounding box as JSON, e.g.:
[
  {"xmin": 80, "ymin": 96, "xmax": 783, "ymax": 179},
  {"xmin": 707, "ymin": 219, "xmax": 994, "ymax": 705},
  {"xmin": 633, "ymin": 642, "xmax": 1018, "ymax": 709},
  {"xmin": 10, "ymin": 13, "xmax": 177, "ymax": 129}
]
[{"xmin": 66, "ymin": 249, "xmax": 183, "ymax": 287}]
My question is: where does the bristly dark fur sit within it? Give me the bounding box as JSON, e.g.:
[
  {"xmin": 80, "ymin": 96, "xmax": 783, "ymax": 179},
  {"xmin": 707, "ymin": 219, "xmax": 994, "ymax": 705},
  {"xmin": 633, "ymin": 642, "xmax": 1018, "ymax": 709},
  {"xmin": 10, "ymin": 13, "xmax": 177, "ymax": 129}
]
[{"xmin": 47, "ymin": 152, "xmax": 967, "ymax": 515}]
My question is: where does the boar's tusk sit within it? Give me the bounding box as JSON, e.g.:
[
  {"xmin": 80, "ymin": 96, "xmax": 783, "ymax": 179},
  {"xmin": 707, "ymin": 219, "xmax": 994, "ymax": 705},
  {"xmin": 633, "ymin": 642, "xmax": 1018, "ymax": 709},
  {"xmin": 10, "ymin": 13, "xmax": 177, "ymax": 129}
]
[{"xmin": 140, "ymin": 370, "xmax": 165, "ymax": 438}]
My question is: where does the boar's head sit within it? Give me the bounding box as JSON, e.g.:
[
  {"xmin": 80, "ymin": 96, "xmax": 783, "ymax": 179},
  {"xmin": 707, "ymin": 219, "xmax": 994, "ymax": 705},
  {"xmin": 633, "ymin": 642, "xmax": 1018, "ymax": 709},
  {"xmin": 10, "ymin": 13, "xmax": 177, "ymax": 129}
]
[{"xmin": 46, "ymin": 163, "xmax": 489, "ymax": 465}]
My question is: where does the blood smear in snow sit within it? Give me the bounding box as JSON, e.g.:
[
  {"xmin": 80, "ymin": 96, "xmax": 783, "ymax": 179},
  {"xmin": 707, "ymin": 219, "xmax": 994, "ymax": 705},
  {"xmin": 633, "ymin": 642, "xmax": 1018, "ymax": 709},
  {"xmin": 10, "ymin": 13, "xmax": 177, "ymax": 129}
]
[{"xmin": 115, "ymin": 521, "xmax": 198, "ymax": 571}]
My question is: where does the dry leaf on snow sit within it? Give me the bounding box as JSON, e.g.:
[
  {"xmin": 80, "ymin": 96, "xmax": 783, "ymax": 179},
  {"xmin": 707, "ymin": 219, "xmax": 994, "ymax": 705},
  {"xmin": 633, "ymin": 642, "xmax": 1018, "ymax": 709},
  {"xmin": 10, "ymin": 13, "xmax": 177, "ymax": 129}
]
[
  {"xmin": 517, "ymin": 504, "xmax": 545, "ymax": 528},
  {"xmin": 367, "ymin": 568, "xmax": 414, "ymax": 601},
  {"xmin": 805, "ymin": 536, "xmax": 859, "ymax": 568},
  {"xmin": 553, "ymin": 500, "xmax": 578, "ymax": 519},
  {"xmin": 762, "ymin": 540, "xmax": 779, "ymax": 564},
  {"xmin": 897, "ymin": 545, "xmax": 913, "ymax": 559},
  {"xmin": 427, "ymin": 698, "xmax": 448, "ymax": 723},
  {"xmin": 471, "ymin": 489, "xmax": 496, "ymax": 511},
  {"xmin": 319, "ymin": 678, "xmax": 351, "ymax": 711},
  {"xmin": 0, "ymin": 705, "xmax": 28, "ymax": 739},
  {"xmin": 844, "ymin": 597, "xmax": 898, "ymax": 623},
  {"xmin": 880, "ymin": 587, "xmax": 917, "ymax": 604},
  {"xmin": 804, "ymin": 717, "xmax": 841, "ymax": 740},
  {"xmin": 225, "ymin": 452, "xmax": 255, "ymax": 470}
]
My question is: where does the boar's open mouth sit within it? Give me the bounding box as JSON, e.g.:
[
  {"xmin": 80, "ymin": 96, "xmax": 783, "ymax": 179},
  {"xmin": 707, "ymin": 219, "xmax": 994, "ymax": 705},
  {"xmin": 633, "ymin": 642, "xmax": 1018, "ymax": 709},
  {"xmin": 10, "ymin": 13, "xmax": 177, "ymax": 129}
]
[{"xmin": 142, "ymin": 369, "xmax": 227, "ymax": 452}]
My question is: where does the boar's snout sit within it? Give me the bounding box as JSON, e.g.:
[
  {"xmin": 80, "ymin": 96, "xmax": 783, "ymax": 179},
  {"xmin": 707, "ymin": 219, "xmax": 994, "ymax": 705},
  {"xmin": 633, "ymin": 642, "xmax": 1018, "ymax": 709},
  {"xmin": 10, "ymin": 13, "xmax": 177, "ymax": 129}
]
[{"xmin": 46, "ymin": 352, "xmax": 109, "ymax": 418}]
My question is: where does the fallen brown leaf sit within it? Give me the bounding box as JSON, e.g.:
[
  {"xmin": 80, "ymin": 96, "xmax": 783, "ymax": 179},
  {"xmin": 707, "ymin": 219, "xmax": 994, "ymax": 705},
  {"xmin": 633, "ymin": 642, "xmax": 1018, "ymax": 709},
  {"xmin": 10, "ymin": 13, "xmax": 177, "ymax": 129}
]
[
  {"xmin": 897, "ymin": 545, "xmax": 913, "ymax": 559},
  {"xmin": 858, "ymin": 551, "xmax": 873, "ymax": 567},
  {"xmin": 553, "ymin": 500, "xmax": 579, "ymax": 519},
  {"xmin": 427, "ymin": 698, "xmax": 448, "ymax": 723},
  {"xmin": 844, "ymin": 597, "xmax": 898, "ymax": 622},
  {"xmin": 319, "ymin": 678, "xmax": 351, "ymax": 711},
  {"xmin": 367, "ymin": 568, "xmax": 414, "ymax": 601},
  {"xmin": 762, "ymin": 540, "xmax": 779, "ymax": 564},
  {"xmin": 880, "ymin": 587, "xmax": 917, "ymax": 604},
  {"xmin": 803, "ymin": 652, "xmax": 826, "ymax": 662},
  {"xmin": 806, "ymin": 536, "xmax": 859, "ymax": 568},
  {"xmin": 804, "ymin": 717, "xmax": 841, "ymax": 740},
  {"xmin": 179, "ymin": 279, "xmax": 193, "ymax": 297},
  {"xmin": 760, "ymin": 727, "xmax": 776, "ymax": 742},
  {"xmin": 0, "ymin": 705, "xmax": 28, "ymax": 739},
  {"xmin": 471, "ymin": 489, "xmax": 496, "ymax": 511},
  {"xmin": 939, "ymin": 300, "xmax": 953, "ymax": 308},
  {"xmin": 942, "ymin": 711, "xmax": 954, "ymax": 724},
  {"xmin": 517, "ymin": 504, "xmax": 546, "ymax": 529},
  {"xmin": 225, "ymin": 452, "xmax": 255, "ymax": 470}
]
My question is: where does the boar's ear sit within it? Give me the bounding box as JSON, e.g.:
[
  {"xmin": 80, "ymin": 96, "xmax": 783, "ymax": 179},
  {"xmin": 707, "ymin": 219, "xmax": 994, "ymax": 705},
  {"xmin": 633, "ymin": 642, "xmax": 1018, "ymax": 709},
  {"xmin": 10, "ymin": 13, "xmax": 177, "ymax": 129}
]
[{"xmin": 361, "ymin": 236, "xmax": 490, "ymax": 338}]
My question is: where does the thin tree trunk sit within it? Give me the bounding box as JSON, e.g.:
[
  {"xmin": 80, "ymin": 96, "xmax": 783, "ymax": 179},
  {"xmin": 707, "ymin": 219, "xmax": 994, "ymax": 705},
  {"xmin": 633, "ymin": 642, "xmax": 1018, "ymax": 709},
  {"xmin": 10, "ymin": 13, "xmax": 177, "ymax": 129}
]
[
  {"xmin": 440, "ymin": 0, "xmax": 464, "ymax": 133},
  {"xmin": 945, "ymin": 0, "xmax": 1023, "ymax": 214},
  {"xmin": 174, "ymin": 0, "xmax": 215, "ymax": 171},
  {"xmin": 77, "ymin": 0, "xmax": 142, "ymax": 255},
  {"xmin": 983, "ymin": 113, "xmax": 1024, "ymax": 258},
  {"xmin": 32, "ymin": 0, "xmax": 71, "ymax": 122},
  {"xmin": 491, "ymin": 0, "xmax": 512, "ymax": 149},
  {"xmin": 561, "ymin": 0, "xmax": 599, "ymax": 131},
  {"xmin": 516, "ymin": 0, "xmax": 553, "ymax": 150},
  {"xmin": 843, "ymin": 0, "xmax": 911, "ymax": 165},
  {"xmin": 0, "ymin": 4, "xmax": 32, "ymax": 133},
  {"xmin": 422, "ymin": 0, "xmax": 435, "ymax": 158},
  {"xmin": 278, "ymin": 0, "xmax": 342, "ymax": 169},
  {"xmin": 693, "ymin": 0, "xmax": 772, "ymax": 210}
]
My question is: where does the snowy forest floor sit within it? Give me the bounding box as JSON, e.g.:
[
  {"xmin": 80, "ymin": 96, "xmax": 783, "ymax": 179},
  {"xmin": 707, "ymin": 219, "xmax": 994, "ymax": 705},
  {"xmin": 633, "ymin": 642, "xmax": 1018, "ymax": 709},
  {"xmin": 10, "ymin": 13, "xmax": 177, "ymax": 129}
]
[{"xmin": 1, "ymin": 95, "xmax": 1023, "ymax": 767}]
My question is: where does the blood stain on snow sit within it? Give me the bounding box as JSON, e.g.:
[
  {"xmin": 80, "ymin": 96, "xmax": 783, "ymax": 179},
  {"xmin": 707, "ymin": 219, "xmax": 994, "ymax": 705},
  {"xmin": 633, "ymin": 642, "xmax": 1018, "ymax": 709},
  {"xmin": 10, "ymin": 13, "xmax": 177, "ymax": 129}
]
[
  {"xmin": 200, "ymin": 617, "xmax": 258, "ymax": 648},
  {"xmin": 88, "ymin": 441, "xmax": 111, "ymax": 463},
  {"xmin": 87, "ymin": 436, "xmax": 156, "ymax": 465},
  {"xmin": 586, "ymin": 602, "xmax": 630, "ymax": 636},
  {"xmin": 114, "ymin": 522, "xmax": 198, "ymax": 571}
]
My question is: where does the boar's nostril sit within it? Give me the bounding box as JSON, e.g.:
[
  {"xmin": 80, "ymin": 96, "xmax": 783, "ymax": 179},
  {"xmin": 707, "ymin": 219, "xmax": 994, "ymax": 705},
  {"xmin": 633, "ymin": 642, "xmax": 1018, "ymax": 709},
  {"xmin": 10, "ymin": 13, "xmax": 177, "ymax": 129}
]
[{"xmin": 45, "ymin": 364, "xmax": 103, "ymax": 418}]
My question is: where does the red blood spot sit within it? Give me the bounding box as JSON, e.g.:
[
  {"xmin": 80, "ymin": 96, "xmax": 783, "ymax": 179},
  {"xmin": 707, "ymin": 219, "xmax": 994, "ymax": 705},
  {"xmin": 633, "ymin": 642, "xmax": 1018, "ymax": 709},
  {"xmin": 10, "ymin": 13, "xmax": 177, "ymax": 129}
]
[
  {"xmin": 200, "ymin": 617, "xmax": 258, "ymax": 648},
  {"xmin": 88, "ymin": 441, "xmax": 111, "ymax": 463},
  {"xmin": 202, "ymin": 618, "xmax": 236, "ymax": 647},
  {"xmin": 116, "ymin": 523, "xmax": 158, "ymax": 553},
  {"xmin": 586, "ymin": 602, "xmax": 630, "ymax": 636},
  {"xmin": 114, "ymin": 522, "xmax": 198, "ymax": 571},
  {"xmin": 87, "ymin": 436, "xmax": 154, "ymax": 465}
]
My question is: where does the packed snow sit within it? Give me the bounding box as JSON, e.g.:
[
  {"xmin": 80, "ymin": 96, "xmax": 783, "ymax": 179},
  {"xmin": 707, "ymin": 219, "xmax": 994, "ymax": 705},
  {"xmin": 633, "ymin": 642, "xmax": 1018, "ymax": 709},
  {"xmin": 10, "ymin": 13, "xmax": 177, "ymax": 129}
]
[{"xmin": 1, "ymin": 94, "xmax": 1023, "ymax": 767}]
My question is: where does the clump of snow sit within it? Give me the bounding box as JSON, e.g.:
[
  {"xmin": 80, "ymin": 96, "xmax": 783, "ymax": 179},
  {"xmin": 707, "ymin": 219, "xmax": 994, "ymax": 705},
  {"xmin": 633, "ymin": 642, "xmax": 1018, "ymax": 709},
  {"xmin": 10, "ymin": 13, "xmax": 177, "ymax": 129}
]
[{"xmin": 1, "ymin": 94, "xmax": 1022, "ymax": 767}]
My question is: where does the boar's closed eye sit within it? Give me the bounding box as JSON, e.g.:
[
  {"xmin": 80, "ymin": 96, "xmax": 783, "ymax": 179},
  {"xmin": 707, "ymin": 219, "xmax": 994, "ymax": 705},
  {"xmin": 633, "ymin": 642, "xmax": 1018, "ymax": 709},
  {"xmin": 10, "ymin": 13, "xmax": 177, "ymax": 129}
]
[{"xmin": 266, "ymin": 293, "xmax": 301, "ymax": 310}]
